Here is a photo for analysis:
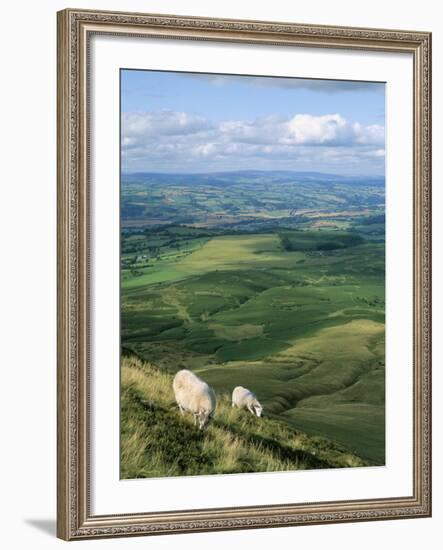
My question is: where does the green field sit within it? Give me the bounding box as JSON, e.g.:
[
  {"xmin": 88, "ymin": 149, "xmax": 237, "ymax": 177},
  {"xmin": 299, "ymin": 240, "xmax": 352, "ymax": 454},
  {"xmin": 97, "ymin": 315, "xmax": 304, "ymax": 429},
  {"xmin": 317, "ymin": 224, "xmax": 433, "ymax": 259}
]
[{"xmin": 121, "ymin": 171, "xmax": 385, "ymax": 476}]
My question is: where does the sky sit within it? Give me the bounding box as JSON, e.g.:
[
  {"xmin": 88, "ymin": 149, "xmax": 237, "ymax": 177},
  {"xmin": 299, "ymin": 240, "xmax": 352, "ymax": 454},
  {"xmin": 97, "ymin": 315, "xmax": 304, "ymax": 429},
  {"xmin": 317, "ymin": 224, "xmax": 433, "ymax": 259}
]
[{"xmin": 121, "ymin": 69, "xmax": 385, "ymax": 176}]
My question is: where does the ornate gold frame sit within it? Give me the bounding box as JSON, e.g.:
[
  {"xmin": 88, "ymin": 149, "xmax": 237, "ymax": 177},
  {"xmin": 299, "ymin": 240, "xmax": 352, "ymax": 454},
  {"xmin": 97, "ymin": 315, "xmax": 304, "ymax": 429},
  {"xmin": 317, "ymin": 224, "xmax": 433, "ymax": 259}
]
[{"xmin": 57, "ymin": 8, "xmax": 432, "ymax": 540}]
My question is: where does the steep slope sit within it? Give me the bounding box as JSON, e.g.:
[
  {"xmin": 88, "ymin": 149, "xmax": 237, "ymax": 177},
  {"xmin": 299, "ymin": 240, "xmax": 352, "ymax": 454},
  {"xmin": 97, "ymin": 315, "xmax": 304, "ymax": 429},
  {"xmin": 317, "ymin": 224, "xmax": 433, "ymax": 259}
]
[{"xmin": 121, "ymin": 356, "xmax": 370, "ymax": 479}]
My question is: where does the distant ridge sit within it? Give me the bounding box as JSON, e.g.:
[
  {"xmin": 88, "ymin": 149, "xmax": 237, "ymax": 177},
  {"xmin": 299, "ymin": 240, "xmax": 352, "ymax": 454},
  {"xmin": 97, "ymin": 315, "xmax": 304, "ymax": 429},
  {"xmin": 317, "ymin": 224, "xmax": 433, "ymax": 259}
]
[{"xmin": 121, "ymin": 170, "xmax": 385, "ymax": 185}]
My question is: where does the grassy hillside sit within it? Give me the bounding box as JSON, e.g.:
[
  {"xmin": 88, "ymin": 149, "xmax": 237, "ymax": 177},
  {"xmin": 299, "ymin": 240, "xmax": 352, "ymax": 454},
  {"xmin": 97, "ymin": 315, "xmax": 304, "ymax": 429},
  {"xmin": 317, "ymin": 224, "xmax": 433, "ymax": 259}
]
[
  {"xmin": 120, "ymin": 172, "xmax": 385, "ymax": 470},
  {"xmin": 121, "ymin": 229, "xmax": 385, "ymax": 464},
  {"xmin": 121, "ymin": 356, "xmax": 369, "ymax": 479}
]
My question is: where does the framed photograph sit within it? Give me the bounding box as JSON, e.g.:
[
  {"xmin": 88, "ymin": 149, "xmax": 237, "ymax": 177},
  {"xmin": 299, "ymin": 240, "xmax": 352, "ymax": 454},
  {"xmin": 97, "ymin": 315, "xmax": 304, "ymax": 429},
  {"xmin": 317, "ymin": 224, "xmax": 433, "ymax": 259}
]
[{"xmin": 57, "ymin": 8, "xmax": 432, "ymax": 540}]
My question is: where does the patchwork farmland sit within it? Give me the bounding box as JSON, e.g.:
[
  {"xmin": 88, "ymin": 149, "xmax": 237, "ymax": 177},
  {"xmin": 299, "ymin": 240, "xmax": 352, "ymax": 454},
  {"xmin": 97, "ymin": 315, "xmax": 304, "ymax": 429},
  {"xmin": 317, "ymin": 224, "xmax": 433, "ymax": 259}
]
[{"xmin": 121, "ymin": 171, "xmax": 385, "ymax": 476}]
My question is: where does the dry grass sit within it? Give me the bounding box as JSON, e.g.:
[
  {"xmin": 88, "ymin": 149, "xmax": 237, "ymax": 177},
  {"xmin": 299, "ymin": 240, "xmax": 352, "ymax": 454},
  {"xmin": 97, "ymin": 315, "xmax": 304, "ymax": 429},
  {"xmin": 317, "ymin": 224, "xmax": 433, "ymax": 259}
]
[{"xmin": 120, "ymin": 356, "xmax": 369, "ymax": 479}]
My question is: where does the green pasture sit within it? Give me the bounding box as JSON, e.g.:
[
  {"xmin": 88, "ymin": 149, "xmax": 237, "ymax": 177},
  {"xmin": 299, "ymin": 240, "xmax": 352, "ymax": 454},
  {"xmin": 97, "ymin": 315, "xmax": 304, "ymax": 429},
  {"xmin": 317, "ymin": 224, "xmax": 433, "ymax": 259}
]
[{"xmin": 121, "ymin": 228, "xmax": 385, "ymax": 466}]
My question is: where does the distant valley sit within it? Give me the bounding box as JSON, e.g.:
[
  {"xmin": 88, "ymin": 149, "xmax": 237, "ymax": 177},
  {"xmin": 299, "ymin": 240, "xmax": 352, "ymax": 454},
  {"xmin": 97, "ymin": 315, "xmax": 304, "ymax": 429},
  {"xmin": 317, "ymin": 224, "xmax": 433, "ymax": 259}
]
[{"xmin": 121, "ymin": 171, "xmax": 386, "ymax": 474}]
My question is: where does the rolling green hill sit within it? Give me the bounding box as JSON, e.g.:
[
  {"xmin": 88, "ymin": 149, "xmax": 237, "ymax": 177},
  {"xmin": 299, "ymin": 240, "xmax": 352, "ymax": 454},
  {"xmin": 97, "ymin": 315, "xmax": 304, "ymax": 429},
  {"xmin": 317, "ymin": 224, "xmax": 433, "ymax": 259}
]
[
  {"xmin": 120, "ymin": 172, "xmax": 386, "ymax": 473},
  {"xmin": 121, "ymin": 356, "xmax": 369, "ymax": 479}
]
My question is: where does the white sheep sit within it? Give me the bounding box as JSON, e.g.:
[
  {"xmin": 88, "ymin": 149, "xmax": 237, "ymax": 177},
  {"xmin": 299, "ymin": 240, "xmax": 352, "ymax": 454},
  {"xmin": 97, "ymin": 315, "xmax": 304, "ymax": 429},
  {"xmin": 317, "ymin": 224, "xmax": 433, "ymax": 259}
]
[
  {"xmin": 232, "ymin": 386, "xmax": 263, "ymax": 417},
  {"xmin": 172, "ymin": 370, "xmax": 216, "ymax": 429}
]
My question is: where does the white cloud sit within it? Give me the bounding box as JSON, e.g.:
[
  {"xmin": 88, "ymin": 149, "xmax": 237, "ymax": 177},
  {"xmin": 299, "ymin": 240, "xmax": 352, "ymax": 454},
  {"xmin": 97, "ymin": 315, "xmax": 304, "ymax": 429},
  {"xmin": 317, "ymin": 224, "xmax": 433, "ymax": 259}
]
[
  {"xmin": 122, "ymin": 110, "xmax": 385, "ymax": 174},
  {"xmin": 285, "ymin": 114, "xmax": 384, "ymax": 146},
  {"xmin": 122, "ymin": 110, "xmax": 211, "ymax": 142},
  {"xmin": 193, "ymin": 143, "xmax": 218, "ymax": 157},
  {"xmin": 286, "ymin": 114, "xmax": 349, "ymax": 145},
  {"xmin": 216, "ymin": 114, "xmax": 384, "ymax": 148},
  {"xmin": 356, "ymin": 124, "xmax": 385, "ymax": 145},
  {"xmin": 219, "ymin": 116, "xmax": 284, "ymax": 144}
]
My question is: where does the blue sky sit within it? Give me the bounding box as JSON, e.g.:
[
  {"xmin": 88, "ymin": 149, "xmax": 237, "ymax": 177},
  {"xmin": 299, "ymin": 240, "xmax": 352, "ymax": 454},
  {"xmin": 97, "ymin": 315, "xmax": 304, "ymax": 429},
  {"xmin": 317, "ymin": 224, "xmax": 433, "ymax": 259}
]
[{"xmin": 121, "ymin": 69, "xmax": 385, "ymax": 175}]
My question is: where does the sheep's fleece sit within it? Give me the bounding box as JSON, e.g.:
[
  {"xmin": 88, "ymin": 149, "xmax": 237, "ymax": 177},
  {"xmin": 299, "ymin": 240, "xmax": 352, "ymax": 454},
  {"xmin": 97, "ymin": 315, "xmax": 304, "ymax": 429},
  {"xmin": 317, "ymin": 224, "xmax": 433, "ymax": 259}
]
[
  {"xmin": 232, "ymin": 386, "xmax": 263, "ymax": 417},
  {"xmin": 173, "ymin": 369, "xmax": 216, "ymax": 429}
]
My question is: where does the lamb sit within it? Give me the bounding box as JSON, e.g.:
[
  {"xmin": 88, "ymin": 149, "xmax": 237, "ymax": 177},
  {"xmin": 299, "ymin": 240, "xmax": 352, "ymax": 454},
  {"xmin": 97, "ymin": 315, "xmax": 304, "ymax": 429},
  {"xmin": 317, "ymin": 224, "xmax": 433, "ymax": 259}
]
[
  {"xmin": 232, "ymin": 386, "xmax": 263, "ymax": 417},
  {"xmin": 172, "ymin": 369, "xmax": 216, "ymax": 429}
]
